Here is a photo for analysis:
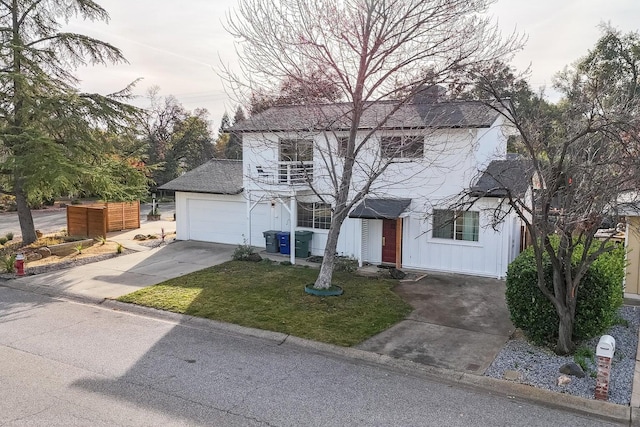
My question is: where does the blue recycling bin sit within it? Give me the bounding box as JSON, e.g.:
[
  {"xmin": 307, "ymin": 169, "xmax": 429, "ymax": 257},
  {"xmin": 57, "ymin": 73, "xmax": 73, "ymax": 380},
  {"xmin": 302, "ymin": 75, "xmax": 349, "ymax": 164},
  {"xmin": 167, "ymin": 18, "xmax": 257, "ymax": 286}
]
[{"xmin": 277, "ymin": 231, "xmax": 291, "ymax": 255}]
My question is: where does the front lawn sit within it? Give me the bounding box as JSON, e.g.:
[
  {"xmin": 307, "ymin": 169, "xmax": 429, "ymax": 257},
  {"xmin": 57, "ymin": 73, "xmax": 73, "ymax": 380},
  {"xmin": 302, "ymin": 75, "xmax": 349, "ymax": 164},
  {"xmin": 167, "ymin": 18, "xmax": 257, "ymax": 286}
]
[{"xmin": 117, "ymin": 260, "xmax": 411, "ymax": 346}]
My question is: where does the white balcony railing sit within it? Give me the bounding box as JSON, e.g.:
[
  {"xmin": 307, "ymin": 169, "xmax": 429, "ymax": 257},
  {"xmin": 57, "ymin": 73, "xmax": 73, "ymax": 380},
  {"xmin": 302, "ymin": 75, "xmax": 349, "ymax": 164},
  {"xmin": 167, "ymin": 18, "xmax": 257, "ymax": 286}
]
[
  {"xmin": 278, "ymin": 161, "xmax": 313, "ymax": 185},
  {"xmin": 253, "ymin": 161, "xmax": 313, "ymax": 186}
]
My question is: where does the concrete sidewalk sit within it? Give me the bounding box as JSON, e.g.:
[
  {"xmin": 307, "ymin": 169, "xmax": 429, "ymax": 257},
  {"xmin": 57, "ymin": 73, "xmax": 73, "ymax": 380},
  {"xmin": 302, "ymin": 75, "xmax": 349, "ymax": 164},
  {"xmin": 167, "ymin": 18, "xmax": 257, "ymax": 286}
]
[{"xmin": 3, "ymin": 220, "xmax": 234, "ymax": 303}]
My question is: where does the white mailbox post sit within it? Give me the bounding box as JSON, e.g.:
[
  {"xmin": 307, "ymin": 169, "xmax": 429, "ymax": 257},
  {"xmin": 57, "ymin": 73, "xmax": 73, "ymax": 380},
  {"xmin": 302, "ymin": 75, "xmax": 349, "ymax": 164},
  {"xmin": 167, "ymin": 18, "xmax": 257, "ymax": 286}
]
[{"xmin": 595, "ymin": 335, "xmax": 616, "ymax": 401}]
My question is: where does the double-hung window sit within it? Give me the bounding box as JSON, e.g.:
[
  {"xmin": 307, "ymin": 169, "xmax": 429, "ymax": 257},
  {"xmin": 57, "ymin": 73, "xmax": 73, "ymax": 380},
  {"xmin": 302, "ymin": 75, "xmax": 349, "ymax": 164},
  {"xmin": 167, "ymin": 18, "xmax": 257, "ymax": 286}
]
[
  {"xmin": 432, "ymin": 209, "xmax": 479, "ymax": 242},
  {"xmin": 337, "ymin": 137, "xmax": 349, "ymax": 158},
  {"xmin": 280, "ymin": 139, "xmax": 313, "ymax": 162},
  {"xmin": 297, "ymin": 202, "xmax": 332, "ymax": 230},
  {"xmin": 381, "ymin": 135, "xmax": 423, "ymax": 159}
]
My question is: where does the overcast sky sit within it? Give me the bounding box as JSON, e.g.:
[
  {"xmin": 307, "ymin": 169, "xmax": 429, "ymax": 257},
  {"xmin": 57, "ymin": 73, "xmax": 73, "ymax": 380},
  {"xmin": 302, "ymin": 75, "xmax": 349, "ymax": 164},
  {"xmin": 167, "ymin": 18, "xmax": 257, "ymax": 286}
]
[{"xmin": 67, "ymin": 0, "xmax": 640, "ymax": 127}]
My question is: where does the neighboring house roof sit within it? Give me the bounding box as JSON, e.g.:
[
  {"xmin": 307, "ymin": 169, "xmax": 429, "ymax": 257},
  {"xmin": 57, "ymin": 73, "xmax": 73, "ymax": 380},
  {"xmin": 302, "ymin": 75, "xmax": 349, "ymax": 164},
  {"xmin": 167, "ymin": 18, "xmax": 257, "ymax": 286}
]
[
  {"xmin": 233, "ymin": 100, "xmax": 501, "ymax": 133},
  {"xmin": 159, "ymin": 159, "xmax": 243, "ymax": 195},
  {"xmin": 470, "ymin": 159, "xmax": 534, "ymax": 198},
  {"xmin": 349, "ymin": 198, "xmax": 412, "ymax": 219}
]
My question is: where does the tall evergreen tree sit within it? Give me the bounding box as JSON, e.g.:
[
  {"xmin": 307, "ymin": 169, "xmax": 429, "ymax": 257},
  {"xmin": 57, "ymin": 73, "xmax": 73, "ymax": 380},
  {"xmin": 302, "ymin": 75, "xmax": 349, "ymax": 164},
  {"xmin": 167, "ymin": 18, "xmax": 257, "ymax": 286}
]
[
  {"xmin": 0, "ymin": 0, "xmax": 146, "ymax": 244},
  {"xmin": 224, "ymin": 106, "xmax": 245, "ymax": 159}
]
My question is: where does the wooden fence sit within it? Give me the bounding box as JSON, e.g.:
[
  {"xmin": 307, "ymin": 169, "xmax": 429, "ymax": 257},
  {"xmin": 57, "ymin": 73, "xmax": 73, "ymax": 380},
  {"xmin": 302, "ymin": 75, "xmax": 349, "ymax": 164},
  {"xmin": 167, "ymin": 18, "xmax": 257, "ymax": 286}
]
[{"xmin": 67, "ymin": 201, "xmax": 140, "ymax": 238}]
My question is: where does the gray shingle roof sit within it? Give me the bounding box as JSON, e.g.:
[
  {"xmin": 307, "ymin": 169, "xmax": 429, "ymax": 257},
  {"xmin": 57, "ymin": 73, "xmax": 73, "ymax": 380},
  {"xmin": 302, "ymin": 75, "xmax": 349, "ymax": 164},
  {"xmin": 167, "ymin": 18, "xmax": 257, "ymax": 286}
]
[
  {"xmin": 233, "ymin": 100, "xmax": 500, "ymax": 133},
  {"xmin": 159, "ymin": 159, "xmax": 243, "ymax": 195},
  {"xmin": 471, "ymin": 159, "xmax": 533, "ymax": 198},
  {"xmin": 349, "ymin": 198, "xmax": 412, "ymax": 219}
]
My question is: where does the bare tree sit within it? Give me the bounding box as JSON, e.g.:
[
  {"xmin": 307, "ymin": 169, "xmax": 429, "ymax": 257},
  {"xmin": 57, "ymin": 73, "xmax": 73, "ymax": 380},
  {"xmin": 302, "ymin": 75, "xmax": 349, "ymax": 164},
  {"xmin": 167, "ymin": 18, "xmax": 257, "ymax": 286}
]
[
  {"xmin": 227, "ymin": 0, "xmax": 523, "ymax": 289},
  {"xmin": 454, "ymin": 27, "xmax": 640, "ymax": 354},
  {"xmin": 142, "ymin": 88, "xmax": 215, "ymax": 187}
]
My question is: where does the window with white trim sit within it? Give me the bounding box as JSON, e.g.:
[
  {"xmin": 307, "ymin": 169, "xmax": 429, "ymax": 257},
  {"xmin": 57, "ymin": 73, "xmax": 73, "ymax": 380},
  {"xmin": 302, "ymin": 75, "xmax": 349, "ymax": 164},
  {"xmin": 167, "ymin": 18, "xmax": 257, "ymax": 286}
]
[
  {"xmin": 432, "ymin": 210, "xmax": 479, "ymax": 242},
  {"xmin": 337, "ymin": 137, "xmax": 349, "ymax": 158},
  {"xmin": 297, "ymin": 202, "xmax": 332, "ymax": 230},
  {"xmin": 381, "ymin": 135, "xmax": 423, "ymax": 158},
  {"xmin": 280, "ymin": 139, "xmax": 313, "ymax": 162}
]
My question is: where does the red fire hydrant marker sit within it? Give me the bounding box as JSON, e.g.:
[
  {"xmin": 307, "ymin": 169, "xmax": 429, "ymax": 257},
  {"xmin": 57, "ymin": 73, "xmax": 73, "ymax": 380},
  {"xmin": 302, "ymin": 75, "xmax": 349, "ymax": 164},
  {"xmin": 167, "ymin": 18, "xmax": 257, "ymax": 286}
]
[{"xmin": 15, "ymin": 253, "xmax": 24, "ymax": 276}]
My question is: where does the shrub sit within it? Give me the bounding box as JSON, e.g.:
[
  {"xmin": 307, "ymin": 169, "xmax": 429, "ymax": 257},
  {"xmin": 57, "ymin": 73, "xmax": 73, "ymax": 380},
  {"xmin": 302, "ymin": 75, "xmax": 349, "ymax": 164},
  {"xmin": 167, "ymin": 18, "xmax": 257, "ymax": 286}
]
[
  {"xmin": 5, "ymin": 232, "xmax": 13, "ymax": 241},
  {"xmin": 232, "ymin": 242, "xmax": 255, "ymax": 261},
  {"xmin": 116, "ymin": 243, "xmax": 124, "ymax": 254},
  {"xmin": 505, "ymin": 242, "xmax": 625, "ymax": 347},
  {"xmin": 334, "ymin": 255, "xmax": 358, "ymax": 273},
  {"xmin": 1, "ymin": 254, "xmax": 16, "ymax": 273},
  {"xmin": 0, "ymin": 237, "xmax": 7, "ymax": 245},
  {"xmin": 574, "ymin": 346, "xmax": 595, "ymax": 373}
]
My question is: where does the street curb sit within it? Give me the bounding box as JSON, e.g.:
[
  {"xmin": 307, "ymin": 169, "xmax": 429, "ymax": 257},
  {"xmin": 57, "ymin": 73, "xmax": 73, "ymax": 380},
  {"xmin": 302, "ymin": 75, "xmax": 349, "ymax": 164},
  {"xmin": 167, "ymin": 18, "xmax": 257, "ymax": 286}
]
[
  {"xmin": 3, "ymin": 286, "xmax": 636, "ymax": 425},
  {"xmin": 99, "ymin": 299, "xmax": 633, "ymax": 425},
  {"xmin": 0, "ymin": 280, "xmax": 106, "ymax": 306}
]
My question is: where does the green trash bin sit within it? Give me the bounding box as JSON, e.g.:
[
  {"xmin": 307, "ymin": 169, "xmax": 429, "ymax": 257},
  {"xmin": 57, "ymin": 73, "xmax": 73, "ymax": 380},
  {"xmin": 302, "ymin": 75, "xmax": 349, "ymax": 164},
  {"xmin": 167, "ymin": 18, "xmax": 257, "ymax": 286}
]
[
  {"xmin": 295, "ymin": 230, "xmax": 313, "ymax": 258},
  {"xmin": 263, "ymin": 230, "xmax": 280, "ymax": 253}
]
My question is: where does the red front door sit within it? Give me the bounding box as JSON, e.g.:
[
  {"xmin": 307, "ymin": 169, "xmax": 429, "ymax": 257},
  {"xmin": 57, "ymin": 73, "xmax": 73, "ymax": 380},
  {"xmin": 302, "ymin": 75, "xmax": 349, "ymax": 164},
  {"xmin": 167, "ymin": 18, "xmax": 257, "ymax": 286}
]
[{"xmin": 382, "ymin": 219, "xmax": 397, "ymax": 264}]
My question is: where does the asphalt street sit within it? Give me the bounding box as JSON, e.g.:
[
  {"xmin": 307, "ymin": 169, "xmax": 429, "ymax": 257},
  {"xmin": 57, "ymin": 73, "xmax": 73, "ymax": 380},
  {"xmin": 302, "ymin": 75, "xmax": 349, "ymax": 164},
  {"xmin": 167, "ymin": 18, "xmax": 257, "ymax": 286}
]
[{"xmin": 0, "ymin": 286, "xmax": 623, "ymax": 427}]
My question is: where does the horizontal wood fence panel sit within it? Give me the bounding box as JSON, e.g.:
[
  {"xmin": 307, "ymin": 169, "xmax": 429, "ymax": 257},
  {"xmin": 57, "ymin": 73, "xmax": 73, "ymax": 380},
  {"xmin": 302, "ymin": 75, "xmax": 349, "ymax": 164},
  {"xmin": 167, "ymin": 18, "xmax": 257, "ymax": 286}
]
[{"xmin": 67, "ymin": 201, "xmax": 140, "ymax": 238}]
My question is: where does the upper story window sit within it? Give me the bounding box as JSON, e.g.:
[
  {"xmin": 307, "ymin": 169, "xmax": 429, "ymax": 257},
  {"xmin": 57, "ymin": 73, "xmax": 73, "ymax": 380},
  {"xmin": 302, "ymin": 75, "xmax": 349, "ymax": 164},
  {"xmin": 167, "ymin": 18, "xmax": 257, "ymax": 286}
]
[
  {"xmin": 280, "ymin": 139, "xmax": 313, "ymax": 162},
  {"xmin": 337, "ymin": 137, "xmax": 349, "ymax": 158},
  {"xmin": 297, "ymin": 202, "xmax": 331, "ymax": 230},
  {"xmin": 381, "ymin": 135, "xmax": 424, "ymax": 159},
  {"xmin": 432, "ymin": 209, "xmax": 479, "ymax": 242}
]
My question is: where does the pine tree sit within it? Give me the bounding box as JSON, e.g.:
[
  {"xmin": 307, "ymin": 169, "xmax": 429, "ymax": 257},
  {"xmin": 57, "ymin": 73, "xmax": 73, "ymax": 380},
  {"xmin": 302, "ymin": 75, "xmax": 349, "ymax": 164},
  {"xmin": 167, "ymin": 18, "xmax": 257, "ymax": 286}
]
[{"xmin": 0, "ymin": 0, "xmax": 146, "ymax": 243}]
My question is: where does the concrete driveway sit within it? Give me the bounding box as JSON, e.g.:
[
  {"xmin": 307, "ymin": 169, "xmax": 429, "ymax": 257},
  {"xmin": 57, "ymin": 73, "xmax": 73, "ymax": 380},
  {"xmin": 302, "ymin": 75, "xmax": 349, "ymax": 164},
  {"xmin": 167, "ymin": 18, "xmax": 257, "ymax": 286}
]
[
  {"xmin": 6, "ymin": 240, "xmax": 234, "ymax": 303},
  {"xmin": 356, "ymin": 272, "xmax": 514, "ymax": 375}
]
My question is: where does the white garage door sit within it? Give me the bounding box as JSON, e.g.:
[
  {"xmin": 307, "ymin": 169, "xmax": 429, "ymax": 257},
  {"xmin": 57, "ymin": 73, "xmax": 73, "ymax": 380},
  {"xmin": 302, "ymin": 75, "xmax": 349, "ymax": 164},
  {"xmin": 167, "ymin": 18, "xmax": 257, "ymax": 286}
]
[{"xmin": 187, "ymin": 198, "xmax": 246, "ymax": 244}]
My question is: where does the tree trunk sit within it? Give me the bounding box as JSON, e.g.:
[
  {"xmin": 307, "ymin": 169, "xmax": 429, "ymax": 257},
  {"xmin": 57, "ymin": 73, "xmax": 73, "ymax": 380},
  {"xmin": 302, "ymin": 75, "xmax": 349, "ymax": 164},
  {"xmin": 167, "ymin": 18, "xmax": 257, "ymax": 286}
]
[
  {"xmin": 15, "ymin": 183, "xmax": 37, "ymax": 244},
  {"xmin": 556, "ymin": 309, "xmax": 575, "ymax": 355},
  {"xmin": 313, "ymin": 214, "xmax": 344, "ymax": 289}
]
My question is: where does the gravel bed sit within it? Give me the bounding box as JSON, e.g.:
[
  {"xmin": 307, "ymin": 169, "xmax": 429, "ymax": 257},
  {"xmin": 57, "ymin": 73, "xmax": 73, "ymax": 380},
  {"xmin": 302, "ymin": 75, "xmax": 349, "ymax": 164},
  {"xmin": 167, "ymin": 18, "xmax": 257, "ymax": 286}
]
[
  {"xmin": 486, "ymin": 305, "xmax": 640, "ymax": 405},
  {"xmin": 135, "ymin": 238, "xmax": 174, "ymax": 248},
  {"xmin": 0, "ymin": 250, "xmax": 134, "ymax": 279}
]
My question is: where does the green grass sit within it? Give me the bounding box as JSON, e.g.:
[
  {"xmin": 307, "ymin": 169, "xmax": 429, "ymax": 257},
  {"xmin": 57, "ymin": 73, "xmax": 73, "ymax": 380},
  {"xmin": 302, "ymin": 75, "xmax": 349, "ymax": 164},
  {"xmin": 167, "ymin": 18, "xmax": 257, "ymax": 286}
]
[{"xmin": 118, "ymin": 260, "xmax": 412, "ymax": 346}]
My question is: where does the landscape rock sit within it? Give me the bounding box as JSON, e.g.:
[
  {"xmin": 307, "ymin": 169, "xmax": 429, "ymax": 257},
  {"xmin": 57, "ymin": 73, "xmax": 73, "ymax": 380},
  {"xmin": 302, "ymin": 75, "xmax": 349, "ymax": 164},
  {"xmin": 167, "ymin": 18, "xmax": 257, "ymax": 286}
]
[
  {"xmin": 133, "ymin": 234, "xmax": 147, "ymax": 241},
  {"xmin": 559, "ymin": 362, "xmax": 586, "ymax": 378},
  {"xmin": 247, "ymin": 253, "xmax": 262, "ymax": 262},
  {"xmin": 503, "ymin": 370, "xmax": 521, "ymax": 381},
  {"xmin": 557, "ymin": 375, "xmax": 571, "ymax": 386},
  {"xmin": 36, "ymin": 247, "xmax": 52, "ymax": 259},
  {"xmin": 26, "ymin": 252, "xmax": 42, "ymax": 261},
  {"xmin": 389, "ymin": 268, "xmax": 406, "ymax": 279}
]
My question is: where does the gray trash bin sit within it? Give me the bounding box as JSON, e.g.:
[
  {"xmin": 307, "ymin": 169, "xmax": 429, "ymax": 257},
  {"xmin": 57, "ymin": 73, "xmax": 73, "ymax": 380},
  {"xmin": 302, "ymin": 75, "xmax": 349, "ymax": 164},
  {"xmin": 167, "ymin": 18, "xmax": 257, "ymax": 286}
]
[
  {"xmin": 295, "ymin": 230, "xmax": 313, "ymax": 258},
  {"xmin": 263, "ymin": 230, "xmax": 280, "ymax": 253}
]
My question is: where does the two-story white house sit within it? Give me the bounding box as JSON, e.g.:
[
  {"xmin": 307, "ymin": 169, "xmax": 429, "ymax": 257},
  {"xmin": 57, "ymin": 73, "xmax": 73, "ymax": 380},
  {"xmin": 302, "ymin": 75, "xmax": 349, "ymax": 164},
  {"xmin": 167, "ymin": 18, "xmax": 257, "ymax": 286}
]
[{"xmin": 161, "ymin": 97, "xmax": 531, "ymax": 278}]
